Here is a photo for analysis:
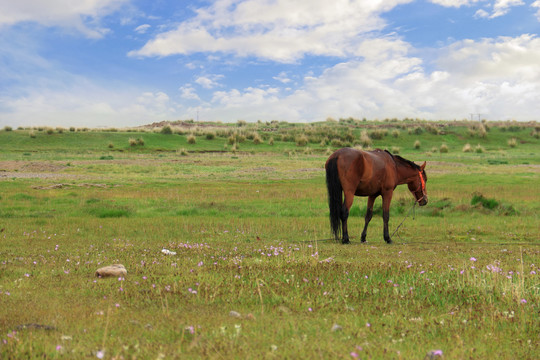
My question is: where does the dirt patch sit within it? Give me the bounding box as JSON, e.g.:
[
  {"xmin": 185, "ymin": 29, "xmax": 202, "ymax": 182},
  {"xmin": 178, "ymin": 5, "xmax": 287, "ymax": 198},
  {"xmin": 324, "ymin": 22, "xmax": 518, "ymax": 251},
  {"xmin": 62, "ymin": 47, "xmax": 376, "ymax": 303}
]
[{"xmin": 32, "ymin": 183, "xmax": 113, "ymax": 190}]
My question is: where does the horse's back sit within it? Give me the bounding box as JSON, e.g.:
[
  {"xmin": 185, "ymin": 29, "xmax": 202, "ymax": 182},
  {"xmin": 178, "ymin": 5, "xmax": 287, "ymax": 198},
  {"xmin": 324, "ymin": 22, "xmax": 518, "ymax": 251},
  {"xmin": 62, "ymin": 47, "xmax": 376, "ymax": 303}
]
[{"xmin": 327, "ymin": 148, "xmax": 395, "ymax": 195}]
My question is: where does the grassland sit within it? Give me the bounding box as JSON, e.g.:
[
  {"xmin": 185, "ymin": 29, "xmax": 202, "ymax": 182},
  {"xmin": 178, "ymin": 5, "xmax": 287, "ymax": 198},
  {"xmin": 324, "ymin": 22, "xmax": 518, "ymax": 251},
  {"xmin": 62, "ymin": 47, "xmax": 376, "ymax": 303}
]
[{"xmin": 0, "ymin": 120, "xmax": 539, "ymax": 359}]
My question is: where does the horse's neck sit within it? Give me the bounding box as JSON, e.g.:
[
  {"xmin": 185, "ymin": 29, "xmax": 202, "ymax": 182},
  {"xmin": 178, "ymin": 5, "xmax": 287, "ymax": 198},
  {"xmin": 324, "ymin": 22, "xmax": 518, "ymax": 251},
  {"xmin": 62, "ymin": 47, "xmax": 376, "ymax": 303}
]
[{"xmin": 395, "ymin": 164, "xmax": 417, "ymax": 185}]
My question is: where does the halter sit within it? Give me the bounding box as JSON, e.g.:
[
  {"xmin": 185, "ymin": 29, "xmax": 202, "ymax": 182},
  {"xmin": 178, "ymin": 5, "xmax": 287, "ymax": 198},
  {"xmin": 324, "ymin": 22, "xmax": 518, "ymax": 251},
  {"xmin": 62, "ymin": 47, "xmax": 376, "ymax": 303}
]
[{"xmin": 415, "ymin": 170, "xmax": 426, "ymax": 203}]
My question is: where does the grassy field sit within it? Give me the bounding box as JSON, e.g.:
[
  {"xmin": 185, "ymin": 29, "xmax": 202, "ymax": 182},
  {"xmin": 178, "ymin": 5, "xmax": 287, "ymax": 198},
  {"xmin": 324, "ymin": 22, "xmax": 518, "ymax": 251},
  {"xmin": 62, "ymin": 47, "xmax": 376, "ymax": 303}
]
[{"xmin": 0, "ymin": 120, "xmax": 539, "ymax": 359}]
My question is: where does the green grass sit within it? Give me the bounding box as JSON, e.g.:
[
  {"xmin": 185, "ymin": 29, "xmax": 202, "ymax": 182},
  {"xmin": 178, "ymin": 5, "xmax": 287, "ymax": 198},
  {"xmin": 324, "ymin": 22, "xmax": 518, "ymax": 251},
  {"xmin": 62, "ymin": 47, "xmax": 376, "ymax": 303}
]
[{"xmin": 0, "ymin": 120, "xmax": 538, "ymax": 359}]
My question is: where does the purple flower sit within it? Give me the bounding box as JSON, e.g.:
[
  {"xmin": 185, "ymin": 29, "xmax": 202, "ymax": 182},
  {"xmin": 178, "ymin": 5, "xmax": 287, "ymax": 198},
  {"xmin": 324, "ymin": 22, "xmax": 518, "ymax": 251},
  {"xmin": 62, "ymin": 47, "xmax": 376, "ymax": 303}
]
[
  {"xmin": 470, "ymin": 257, "xmax": 477, "ymax": 262},
  {"xmin": 520, "ymin": 299, "xmax": 527, "ymax": 304}
]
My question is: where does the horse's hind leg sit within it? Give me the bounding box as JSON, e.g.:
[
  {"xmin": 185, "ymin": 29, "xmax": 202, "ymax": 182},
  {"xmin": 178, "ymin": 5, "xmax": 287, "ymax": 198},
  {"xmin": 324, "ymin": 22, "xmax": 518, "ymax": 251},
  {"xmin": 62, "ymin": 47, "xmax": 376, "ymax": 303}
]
[
  {"xmin": 361, "ymin": 195, "xmax": 376, "ymax": 242},
  {"xmin": 341, "ymin": 191, "xmax": 354, "ymax": 244}
]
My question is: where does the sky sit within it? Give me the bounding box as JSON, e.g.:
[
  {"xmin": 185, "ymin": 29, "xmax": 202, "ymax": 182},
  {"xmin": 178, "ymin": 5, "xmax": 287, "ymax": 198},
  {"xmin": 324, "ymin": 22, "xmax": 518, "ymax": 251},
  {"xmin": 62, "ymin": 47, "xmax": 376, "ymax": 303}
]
[{"xmin": 1, "ymin": 0, "xmax": 539, "ymax": 128}]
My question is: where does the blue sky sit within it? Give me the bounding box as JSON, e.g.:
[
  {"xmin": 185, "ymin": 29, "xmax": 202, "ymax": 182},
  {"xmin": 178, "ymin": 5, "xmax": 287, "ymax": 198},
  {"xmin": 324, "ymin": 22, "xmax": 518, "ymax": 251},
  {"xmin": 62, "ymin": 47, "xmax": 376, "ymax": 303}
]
[{"xmin": 1, "ymin": 0, "xmax": 539, "ymax": 128}]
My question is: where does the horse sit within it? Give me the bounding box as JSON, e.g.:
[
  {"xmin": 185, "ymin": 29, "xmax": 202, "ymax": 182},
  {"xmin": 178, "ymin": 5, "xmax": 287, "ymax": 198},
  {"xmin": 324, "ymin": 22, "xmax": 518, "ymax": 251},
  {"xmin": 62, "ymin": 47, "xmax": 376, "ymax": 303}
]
[{"xmin": 325, "ymin": 148, "xmax": 428, "ymax": 244}]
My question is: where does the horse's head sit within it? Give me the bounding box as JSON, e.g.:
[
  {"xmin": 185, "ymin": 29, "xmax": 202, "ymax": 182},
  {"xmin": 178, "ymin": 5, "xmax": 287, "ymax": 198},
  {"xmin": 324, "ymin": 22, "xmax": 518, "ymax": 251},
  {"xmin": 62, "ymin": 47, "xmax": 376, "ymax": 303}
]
[{"xmin": 408, "ymin": 162, "xmax": 428, "ymax": 206}]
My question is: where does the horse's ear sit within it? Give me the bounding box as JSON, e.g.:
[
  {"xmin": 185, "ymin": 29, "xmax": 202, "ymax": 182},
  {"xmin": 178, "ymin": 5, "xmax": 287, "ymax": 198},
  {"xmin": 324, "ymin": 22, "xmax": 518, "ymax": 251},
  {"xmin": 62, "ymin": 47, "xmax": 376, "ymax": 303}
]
[{"xmin": 420, "ymin": 162, "xmax": 426, "ymax": 170}]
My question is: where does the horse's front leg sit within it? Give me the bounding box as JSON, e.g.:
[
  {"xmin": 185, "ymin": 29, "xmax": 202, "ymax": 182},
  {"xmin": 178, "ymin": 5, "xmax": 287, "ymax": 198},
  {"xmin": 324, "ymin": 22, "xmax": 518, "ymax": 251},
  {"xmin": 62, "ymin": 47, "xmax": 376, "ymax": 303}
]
[
  {"xmin": 361, "ymin": 195, "xmax": 376, "ymax": 242},
  {"xmin": 381, "ymin": 191, "xmax": 394, "ymax": 244}
]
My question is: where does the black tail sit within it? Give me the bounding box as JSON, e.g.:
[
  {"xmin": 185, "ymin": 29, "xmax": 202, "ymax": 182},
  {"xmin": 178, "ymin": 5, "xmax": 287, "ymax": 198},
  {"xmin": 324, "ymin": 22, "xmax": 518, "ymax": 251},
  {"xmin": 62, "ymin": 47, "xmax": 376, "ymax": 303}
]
[{"xmin": 325, "ymin": 157, "xmax": 342, "ymax": 240}]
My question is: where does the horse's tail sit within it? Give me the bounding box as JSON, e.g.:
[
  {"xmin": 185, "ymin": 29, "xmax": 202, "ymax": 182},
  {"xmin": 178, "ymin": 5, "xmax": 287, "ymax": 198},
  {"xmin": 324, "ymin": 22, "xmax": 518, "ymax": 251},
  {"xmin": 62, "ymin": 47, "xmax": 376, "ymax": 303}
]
[{"xmin": 325, "ymin": 157, "xmax": 342, "ymax": 240}]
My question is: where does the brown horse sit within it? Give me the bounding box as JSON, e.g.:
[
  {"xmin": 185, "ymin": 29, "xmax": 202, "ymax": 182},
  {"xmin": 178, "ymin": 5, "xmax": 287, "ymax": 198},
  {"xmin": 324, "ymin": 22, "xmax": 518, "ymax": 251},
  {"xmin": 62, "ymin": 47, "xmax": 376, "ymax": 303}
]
[{"xmin": 325, "ymin": 148, "xmax": 428, "ymax": 244}]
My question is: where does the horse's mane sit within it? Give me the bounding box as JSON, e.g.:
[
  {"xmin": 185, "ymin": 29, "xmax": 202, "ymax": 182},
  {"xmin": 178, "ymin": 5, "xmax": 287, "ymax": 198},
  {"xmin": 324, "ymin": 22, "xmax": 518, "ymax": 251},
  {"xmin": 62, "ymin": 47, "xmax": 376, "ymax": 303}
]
[{"xmin": 384, "ymin": 150, "xmax": 421, "ymax": 170}]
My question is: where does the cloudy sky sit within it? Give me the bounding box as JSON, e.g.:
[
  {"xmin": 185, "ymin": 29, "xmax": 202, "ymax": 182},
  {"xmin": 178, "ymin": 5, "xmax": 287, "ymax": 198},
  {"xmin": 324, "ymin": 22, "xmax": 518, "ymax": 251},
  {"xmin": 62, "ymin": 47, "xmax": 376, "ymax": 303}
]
[{"xmin": 1, "ymin": 0, "xmax": 539, "ymax": 128}]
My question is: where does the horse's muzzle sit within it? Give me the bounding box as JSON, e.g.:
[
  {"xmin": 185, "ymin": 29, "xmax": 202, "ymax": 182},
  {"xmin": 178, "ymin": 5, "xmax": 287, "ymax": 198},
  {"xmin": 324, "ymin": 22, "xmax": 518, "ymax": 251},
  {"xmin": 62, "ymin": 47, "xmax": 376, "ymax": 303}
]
[{"xmin": 419, "ymin": 196, "xmax": 428, "ymax": 206}]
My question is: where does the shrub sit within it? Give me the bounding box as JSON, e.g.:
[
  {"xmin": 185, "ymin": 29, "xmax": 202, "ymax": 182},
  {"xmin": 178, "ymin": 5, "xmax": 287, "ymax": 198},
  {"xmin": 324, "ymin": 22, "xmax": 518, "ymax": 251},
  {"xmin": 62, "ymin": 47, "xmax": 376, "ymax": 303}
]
[
  {"xmin": 471, "ymin": 192, "xmax": 499, "ymax": 210},
  {"xmin": 187, "ymin": 134, "xmax": 196, "ymax": 144},
  {"xmin": 253, "ymin": 133, "xmax": 263, "ymax": 145},
  {"xmin": 462, "ymin": 143, "xmax": 472, "ymax": 152},
  {"xmin": 56, "ymin": 127, "xmax": 65, "ymax": 134},
  {"xmin": 179, "ymin": 148, "xmax": 188, "ymax": 156},
  {"xmin": 161, "ymin": 125, "xmax": 173, "ymax": 135},
  {"xmin": 392, "ymin": 129, "xmax": 400, "ymax": 138},
  {"xmin": 391, "ymin": 146, "xmax": 400, "ymax": 154},
  {"xmin": 129, "ymin": 138, "xmax": 137, "ymax": 146},
  {"xmin": 137, "ymin": 138, "xmax": 145, "ymax": 146},
  {"xmin": 268, "ymin": 137, "xmax": 274, "ymax": 146},
  {"xmin": 475, "ymin": 144, "xmax": 485, "ymax": 153},
  {"xmin": 29, "ymin": 131, "xmax": 36, "ymax": 138},
  {"xmin": 531, "ymin": 129, "xmax": 539, "ymax": 139},
  {"xmin": 360, "ymin": 131, "xmax": 372, "ymax": 147},
  {"xmin": 370, "ymin": 129, "xmax": 386, "ymax": 140},
  {"xmin": 296, "ymin": 134, "xmax": 309, "ymax": 146},
  {"xmin": 206, "ymin": 132, "xmax": 216, "ymax": 140},
  {"xmin": 440, "ymin": 143, "xmax": 449, "ymax": 153},
  {"xmin": 3, "ymin": 126, "xmax": 12, "ymax": 131},
  {"xmin": 108, "ymin": 143, "xmax": 114, "ymax": 149},
  {"xmin": 331, "ymin": 138, "xmax": 343, "ymax": 147},
  {"xmin": 413, "ymin": 140, "xmax": 421, "ymax": 149},
  {"xmin": 46, "ymin": 128, "xmax": 54, "ymax": 135},
  {"xmin": 237, "ymin": 120, "xmax": 247, "ymax": 127},
  {"xmin": 69, "ymin": 127, "xmax": 76, "ymax": 132},
  {"xmin": 507, "ymin": 138, "xmax": 517, "ymax": 148}
]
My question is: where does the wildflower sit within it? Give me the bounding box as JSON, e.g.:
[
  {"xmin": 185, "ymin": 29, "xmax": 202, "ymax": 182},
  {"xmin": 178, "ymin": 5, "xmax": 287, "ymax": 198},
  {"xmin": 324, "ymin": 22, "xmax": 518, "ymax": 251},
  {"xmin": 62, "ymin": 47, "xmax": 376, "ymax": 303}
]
[
  {"xmin": 308, "ymin": 307, "xmax": 313, "ymax": 312},
  {"xmin": 366, "ymin": 323, "xmax": 371, "ymax": 327},
  {"xmin": 115, "ymin": 303, "xmax": 120, "ymax": 308},
  {"xmin": 96, "ymin": 350, "xmax": 105, "ymax": 359},
  {"xmin": 470, "ymin": 257, "xmax": 477, "ymax": 262},
  {"xmin": 350, "ymin": 352, "xmax": 359, "ymax": 358},
  {"xmin": 56, "ymin": 345, "xmax": 62, "ymax": 351},
  {"xmin": 520, "ymin": 299, "xmax": 527, "ymax": 304}
]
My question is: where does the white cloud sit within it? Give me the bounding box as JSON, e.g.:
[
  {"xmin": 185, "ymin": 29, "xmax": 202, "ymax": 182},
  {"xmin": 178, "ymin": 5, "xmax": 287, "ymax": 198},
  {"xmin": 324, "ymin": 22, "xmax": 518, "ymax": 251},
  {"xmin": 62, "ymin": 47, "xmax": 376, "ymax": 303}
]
[
  {"xmin": 129, "ymin": 0, "xmax": 414, "ymax": 62},
  {"xmin": 273, "ymin": 72, "xmax": 291, "ymax": 84},
  {"xmin": 179, "ymin": 85, "xmax": 201, "ymax": 101},
  {"xmin": 491, "ymin": 0, "xmax": 524, "ymax": 18},
  {"xmin": 533, "ymin": 1, "xmax": 540, "ymax": 20},
  {"xmin": 429, "ymin": 0, "xmax": 484, "ymax": 7},
  {"xmin": 0, "ymin": 0, "xmax": 128, "ymax": 38},
  {"xmin": 175, "ymin": 35, "xmax": 540, "ymax": 122},
  {"xmin": 195, "ymin": 74, "xmax": 224, "ymax": 89},
  {"xmin": 134, "ymin": 24, "xmax": 151, "ymax": 34}
]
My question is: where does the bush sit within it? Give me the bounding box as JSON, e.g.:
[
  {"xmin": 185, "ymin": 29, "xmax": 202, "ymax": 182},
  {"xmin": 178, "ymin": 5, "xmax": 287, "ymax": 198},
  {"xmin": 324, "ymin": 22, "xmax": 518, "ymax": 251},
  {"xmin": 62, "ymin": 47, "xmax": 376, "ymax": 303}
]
[
  {"xmin": 29, "ymin": 131, "xmax": 36, "ymax": 138},
  {"xmin": 161, "ymin": 125, "xmax": 173, "ymax": 135},
  {"xmin": 507, "ymin": 138, "xmax": 517, "ymax": 148},
  {"xmin": 360, "ymin": 131, "xmax": 372, "ymax": 147},
  {"xmin": 108, "ymin": 143, "xmax": 114, "ymax": 149},
  {"xmin": 391, "ymin": 146, "xmax": 400, "ymax": 154},
  {"xmin": 475, "ymin": 144, "xmax": 485, "ymax": 153},
  {"xmin": 462, "ymin": 143, "xmax": 472, "ymax": 152},
  {"xmin": 3, "ymin": 126, "xmax": 12, "ymax": 131},
  {"xmin": 392, "ymin": 129, "xmax": 400, "ymax": 138},
  {"xmin": 471, "ymin": 193, "xmax": 499, "ymax": 210},
  {"xmin": 369, "ymin": 129, "xmax": 384, "ymax": 140},
  {"xmin": 46, "ymin": 128, "xmax": 54, "ymax": 135},
  {"xmin": 414, "ymin": 140, "xmax": 421, "ymax": 149},
  {"xmin": 268, "ymin": 137, "xmax": 274, "ymax": 146},
  {"xmin": 253, "ymin": 133, "xmax": 263, "ymax": 145},
  {"xmin": 137, "ymin": 138, "xmax": 145, "ymax": 146},
  {"xmin": 129, "ymin": 138, "xmax": 137, "ymax": 147},
  {"xmin": 206, "ymin": 132, "xmax": 216, "ymax": 140},
  {"xmin": 440, "ymin": 143, "xmax": 449, "ymax": 153},
  {"xmin": 187, "ymin": 134, "xmax": 196, "ymax": 144},
  {"xmin": 296, "ymin": 134, "xmax": 309, "ymax": 146}
]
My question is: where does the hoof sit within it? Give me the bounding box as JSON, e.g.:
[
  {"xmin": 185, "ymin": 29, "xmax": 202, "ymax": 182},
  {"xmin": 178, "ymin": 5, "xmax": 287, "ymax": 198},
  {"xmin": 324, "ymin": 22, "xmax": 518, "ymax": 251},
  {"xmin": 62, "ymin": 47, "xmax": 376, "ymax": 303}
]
[
  {"xmin": 385, "ymin": 239, "xmax": 392, "ymax": 244},
  {"xmin": 342, "ymin": 239, "xmax": 350, "ymax": 244}
]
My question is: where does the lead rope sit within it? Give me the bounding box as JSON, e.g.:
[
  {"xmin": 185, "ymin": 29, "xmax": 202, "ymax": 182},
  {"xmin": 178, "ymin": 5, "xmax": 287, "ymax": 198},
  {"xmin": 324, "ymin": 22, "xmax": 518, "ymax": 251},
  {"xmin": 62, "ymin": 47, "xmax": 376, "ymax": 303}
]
[{"xmin": 391, "ymin": 201, "xmax": 417, "ymax": 241}]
